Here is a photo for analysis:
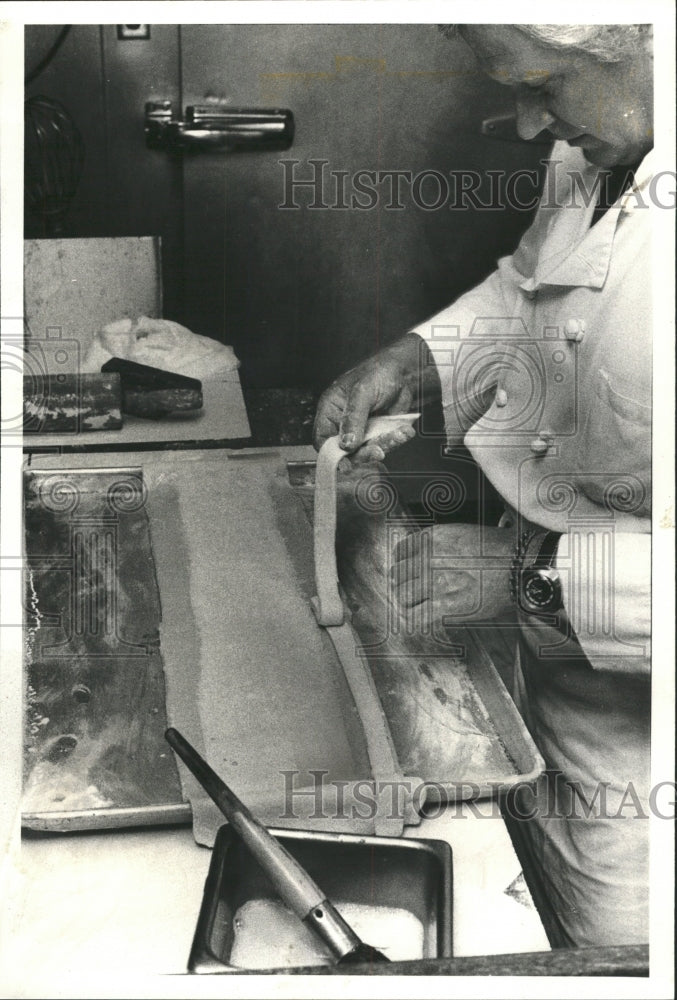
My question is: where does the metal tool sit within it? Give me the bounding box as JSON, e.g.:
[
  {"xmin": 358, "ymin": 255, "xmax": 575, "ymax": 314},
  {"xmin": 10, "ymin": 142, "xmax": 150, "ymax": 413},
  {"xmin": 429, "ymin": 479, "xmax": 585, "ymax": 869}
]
[{"xmin": 165, "ymin": 727, "xmax": 389, "ymax": 966}]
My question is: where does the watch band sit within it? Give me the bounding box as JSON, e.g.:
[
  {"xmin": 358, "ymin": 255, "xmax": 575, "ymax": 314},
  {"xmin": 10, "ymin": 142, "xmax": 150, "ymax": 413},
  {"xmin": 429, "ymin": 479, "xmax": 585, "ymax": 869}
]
[
  {"xmin": 511, "ymin": 529, "xmax": 563, "ymax": 615},
  {"xmin": 530, "ymin": 530, "xmax": 561, "ymax": 569}
]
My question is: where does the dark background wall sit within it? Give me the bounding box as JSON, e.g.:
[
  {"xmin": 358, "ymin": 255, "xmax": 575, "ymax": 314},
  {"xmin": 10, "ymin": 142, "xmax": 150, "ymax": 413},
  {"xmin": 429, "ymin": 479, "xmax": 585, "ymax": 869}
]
[
  {"xmin": 25, "ymin": 25, "xmax": 184, "ymax": 320},
  {"xmin": 24, "ymin": 24, "xmax": 548, "ymax": 394}
]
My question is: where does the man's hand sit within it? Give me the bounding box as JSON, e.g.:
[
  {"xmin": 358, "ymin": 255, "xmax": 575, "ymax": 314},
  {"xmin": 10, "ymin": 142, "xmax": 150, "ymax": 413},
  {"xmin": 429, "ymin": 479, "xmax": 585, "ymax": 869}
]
[
  {"xmin": 313, "ymin": 332, "xmax": 439, "ymax": 463},
  {"xmin": 391, "ymin": 524, "xmax": 516, "ymax": 628}
]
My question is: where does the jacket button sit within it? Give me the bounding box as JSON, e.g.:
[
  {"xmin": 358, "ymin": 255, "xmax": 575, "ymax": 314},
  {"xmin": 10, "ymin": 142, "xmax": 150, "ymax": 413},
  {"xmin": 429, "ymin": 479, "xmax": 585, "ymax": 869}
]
[
  {"xmin": 564, "ymin": 318, "xmax": 586, "ymax": 342},
  {"xmin": 538, "ymin": 430, "xmax": 555, "ymax": 444},
  {"xmin": 530, "ymin": 438, "xmax": 549, "ymax": 455},
  {"xmin": 495, "ymin": 388, "xmax": 508, "ymax": 407}
]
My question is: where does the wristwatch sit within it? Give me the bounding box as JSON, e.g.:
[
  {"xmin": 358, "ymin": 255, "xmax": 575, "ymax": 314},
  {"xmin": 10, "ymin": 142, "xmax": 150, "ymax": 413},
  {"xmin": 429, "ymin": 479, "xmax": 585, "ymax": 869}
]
[{"xmin": 511, "ymin": 529, "xmax": 563, "ymax": 615}]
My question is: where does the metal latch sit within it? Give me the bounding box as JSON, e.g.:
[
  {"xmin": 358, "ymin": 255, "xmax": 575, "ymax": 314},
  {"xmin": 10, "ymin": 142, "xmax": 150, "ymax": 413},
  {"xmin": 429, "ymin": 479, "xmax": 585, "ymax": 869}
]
[{"xmin": 145, "ymin": 101, "xmax": 294, "ymax": 153}]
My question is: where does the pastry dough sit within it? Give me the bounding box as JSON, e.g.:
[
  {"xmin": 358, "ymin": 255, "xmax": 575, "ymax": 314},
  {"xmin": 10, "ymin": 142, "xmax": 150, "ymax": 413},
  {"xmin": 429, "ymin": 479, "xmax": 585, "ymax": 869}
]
[{"xmin": 312, "ymin": 414, "xmax": 419, "ymax": 626}]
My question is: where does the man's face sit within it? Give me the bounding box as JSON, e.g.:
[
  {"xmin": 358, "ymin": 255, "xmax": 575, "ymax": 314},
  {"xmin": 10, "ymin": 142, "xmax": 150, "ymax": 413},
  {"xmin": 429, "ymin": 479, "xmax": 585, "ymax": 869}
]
[{"xmin": 462, "ymin": 25, "xmax": 654, "ymax": 168}]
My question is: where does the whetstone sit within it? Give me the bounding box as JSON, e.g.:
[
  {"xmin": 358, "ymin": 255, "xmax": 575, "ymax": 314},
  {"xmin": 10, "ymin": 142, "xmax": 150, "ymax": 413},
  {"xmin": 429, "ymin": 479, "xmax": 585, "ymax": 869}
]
[{"xmin": 101, "ymin": 357, "xmax": 203, "ymax": 420}]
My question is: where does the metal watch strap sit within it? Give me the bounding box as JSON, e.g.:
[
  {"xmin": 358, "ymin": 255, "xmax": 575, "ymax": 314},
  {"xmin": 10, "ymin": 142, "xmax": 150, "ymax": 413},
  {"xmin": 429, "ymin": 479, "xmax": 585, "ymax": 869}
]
[{"xmin": 531, "ymin": 530, "xmax": 561, "ymax": 569}]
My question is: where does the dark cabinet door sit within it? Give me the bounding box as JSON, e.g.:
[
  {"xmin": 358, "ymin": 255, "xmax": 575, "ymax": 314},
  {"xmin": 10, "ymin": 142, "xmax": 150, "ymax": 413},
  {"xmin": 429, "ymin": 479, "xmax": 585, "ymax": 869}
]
[{"xmin": 179, "ymin": 24, "xmax": 544, "ymax": 390}]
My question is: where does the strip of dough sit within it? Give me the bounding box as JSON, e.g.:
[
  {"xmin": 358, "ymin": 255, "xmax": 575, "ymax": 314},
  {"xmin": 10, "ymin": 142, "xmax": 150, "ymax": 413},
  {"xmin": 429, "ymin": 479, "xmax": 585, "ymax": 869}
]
[
  {"xmin": 312, "ymin": 414, "xmax": 419, "ymax": 626},
  {"xmin": 312, "ymin": 414, "xmax": 421, "ymax": 836}
]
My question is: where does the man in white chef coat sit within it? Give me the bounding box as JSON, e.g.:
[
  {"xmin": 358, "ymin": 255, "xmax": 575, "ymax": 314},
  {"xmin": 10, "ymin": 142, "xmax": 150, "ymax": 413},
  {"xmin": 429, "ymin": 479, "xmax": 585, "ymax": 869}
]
[{"xmin": 314, "ymin": 24, "xmax": 653, "ymax": 947}]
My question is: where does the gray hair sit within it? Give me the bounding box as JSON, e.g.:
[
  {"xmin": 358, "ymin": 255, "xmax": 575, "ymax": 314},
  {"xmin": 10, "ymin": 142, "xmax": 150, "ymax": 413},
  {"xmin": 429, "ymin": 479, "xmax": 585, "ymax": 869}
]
[{"xmin": 439, "ymin": 24, "xmax": 652, "ymax": 63}]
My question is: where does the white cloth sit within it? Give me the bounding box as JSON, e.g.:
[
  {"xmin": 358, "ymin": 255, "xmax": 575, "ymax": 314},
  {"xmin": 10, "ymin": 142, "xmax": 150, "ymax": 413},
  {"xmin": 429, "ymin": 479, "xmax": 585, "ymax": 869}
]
[
  {"xmin": 413, "ymin": 142, "xmax": 653, "ymax": 945},
  {"xmin": 413, "ymin": 141, "xmax": 652, "ymax": 672},
  {"xmin": 83, "ymin": 316, "xmax": 240, "ymax": 380},
  {"xmin": 554, "ymin": 530, "xmax": 650, "ymax": 673}
]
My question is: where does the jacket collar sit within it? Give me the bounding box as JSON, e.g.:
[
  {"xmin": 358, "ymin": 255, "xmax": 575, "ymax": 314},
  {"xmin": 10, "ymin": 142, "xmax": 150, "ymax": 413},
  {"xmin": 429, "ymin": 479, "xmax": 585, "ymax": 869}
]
[{"xmin": 519, "ymin": 143, "xmax": 654, "ymax": 292}]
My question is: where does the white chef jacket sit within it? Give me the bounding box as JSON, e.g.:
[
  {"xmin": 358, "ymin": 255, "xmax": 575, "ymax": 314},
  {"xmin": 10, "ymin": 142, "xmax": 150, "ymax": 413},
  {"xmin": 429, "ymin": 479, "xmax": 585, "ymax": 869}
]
[
  {"xmin": 412, "ymin": 141, "xmax": 653, "ymax": 945},
  {"xmin": 412, "ymin": 140, "xmax": 652, "ymax": 675}
]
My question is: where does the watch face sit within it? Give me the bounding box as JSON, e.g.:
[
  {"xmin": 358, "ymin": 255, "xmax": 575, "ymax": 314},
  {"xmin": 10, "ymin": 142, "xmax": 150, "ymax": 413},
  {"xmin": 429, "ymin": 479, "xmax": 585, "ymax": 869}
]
[{"xmin": 520, "ymin": 568, "xmax": 563, "ymax": 613}]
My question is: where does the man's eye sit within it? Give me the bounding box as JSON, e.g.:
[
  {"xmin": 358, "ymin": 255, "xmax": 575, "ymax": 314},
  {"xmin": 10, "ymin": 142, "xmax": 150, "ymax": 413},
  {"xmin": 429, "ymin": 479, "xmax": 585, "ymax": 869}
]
[{"xmin": 523, "ymin": 73, "xmax": 556, "ymax": 92}]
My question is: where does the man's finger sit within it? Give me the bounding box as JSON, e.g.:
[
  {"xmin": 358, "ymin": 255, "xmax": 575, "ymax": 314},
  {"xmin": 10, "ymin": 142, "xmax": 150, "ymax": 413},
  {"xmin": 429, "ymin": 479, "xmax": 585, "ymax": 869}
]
[
  {"xmin": 379, "ymin": 425, "xmax": 416, "ymax": 449},
  {"xmin": 339, "ymin": 380, "xmax": 378, "ymax": 451},
  {"xmin": 348, "ymin": 443, "xmax": 386, "ymax": 466},
  {"xmin": 386, "ymin": 385, "xmax": 414, "ymax": 415},
  {"xmin": 313, "ymin": 415, "xmax": 339, "ymax": 451},
  {"xmin": 393, "ymin": 575, "xmax": 427, "ymax": 608},
  {"xmin": 390, "ymin": 555, "xmax": 418, "ymax": 587},
  {"xmin": 394, "ymin": 529, "xmax": 425, "ymax": 562},
  {"xmin": 313, "ymin": 388, "xmax": 348, "ymax": 449},
  {"xmin": 349, "ymin": 425, "xmax": 417, "ymax": 465}
]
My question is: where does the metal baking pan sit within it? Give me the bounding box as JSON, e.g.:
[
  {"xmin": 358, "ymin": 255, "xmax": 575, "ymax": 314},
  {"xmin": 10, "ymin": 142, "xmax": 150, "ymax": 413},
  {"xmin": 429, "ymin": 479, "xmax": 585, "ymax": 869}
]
[
  {"xmin": 289, "ymin": 461, "xmax": 545, "ymax": 804},
  {"xmin": 189, "ymin": 826, "xmax": 453, "ymax": 973},
  {"xmin": 22, "ymin": 449, "xmax": 544, "ymax": 835}
]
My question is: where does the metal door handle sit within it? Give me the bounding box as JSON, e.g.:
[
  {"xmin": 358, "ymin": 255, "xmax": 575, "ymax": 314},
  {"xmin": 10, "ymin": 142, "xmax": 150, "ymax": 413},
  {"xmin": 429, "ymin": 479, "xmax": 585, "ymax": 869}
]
[{"xmin": 145, "ymin": 101, "xmax": 294, "ymax": 152}]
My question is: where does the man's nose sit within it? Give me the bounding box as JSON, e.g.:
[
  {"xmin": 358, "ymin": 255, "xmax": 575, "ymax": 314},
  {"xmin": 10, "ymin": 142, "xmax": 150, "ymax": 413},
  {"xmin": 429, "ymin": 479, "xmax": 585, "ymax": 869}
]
[{"xmin": 514, "ymin": 92, "xmax": 555, "ymax": 140}]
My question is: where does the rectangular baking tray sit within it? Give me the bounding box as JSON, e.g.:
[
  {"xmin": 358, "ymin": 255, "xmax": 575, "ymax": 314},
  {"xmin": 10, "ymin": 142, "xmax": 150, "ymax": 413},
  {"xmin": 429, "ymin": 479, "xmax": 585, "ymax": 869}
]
[{"xmin": 188, "ymin": 825, "xmax": 453, "ymax": 973}]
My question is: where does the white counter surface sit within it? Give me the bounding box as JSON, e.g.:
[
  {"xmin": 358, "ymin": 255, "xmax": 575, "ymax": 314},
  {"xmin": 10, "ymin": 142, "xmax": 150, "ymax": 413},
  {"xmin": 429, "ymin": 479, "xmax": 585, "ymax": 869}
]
[{"xmin": 1, "ymin": 803, "xmax": 548, "ymax": 997}]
